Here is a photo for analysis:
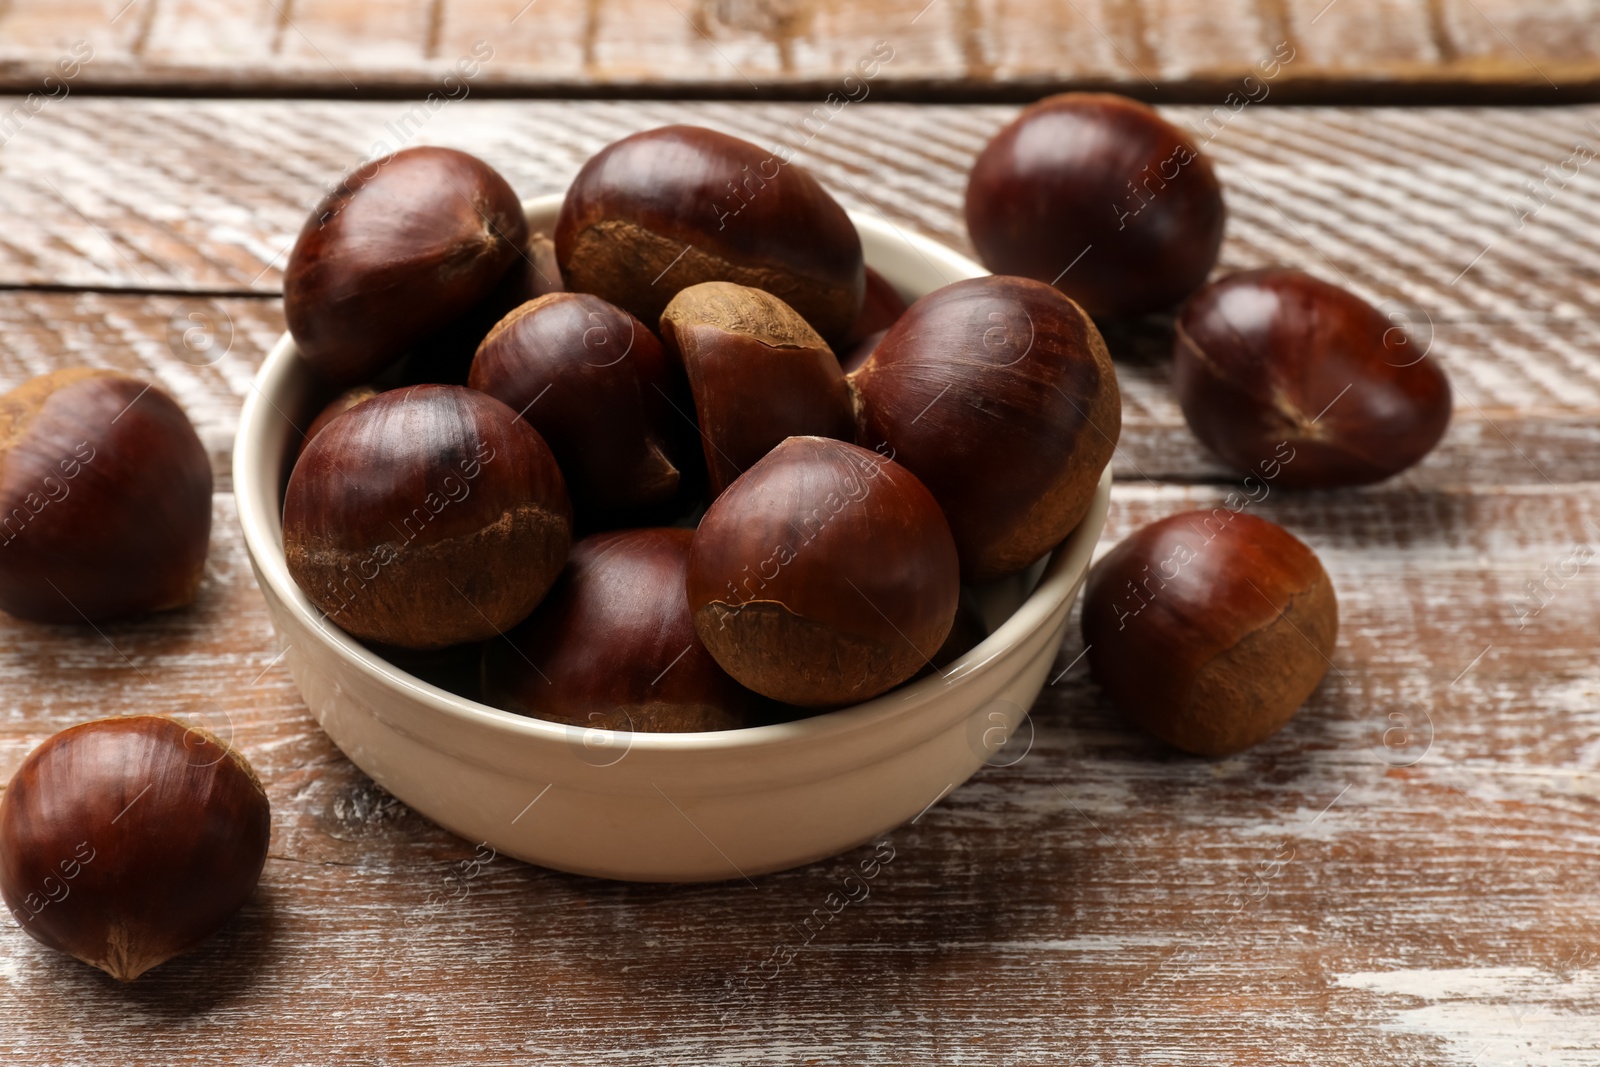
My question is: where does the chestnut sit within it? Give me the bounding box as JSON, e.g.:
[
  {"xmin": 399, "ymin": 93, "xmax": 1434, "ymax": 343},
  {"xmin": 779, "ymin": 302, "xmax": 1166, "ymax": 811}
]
[
  {"xmin": 0, "ymin": 369, "xmax": 212, "ymax": 623},
  {"xmin": 965, "ymin": 93, "xmax": 1226, "ymax": 318},
  {"xmin": 686, "ymin": 436, "xmax": 960, "ymax": 707},
  {"xmin": 484, "ymin": 528, "xmax": 761, "ymax": 732},
  {"xmin": 285, "ymin": 146, "xmax": 528, "ymax": 386},
  {"xmin": 661, "ymin": 282, "xmax": 855, "ymax": 498},
  {"xmin": 556, "ymin": 125, "xmax": 865, "ymax": 339},
  {"xmin": 0, "ymin": 715, "xmax": 270, "ymax": 981},
  {"xmin": 283, "ymin": 384, "xmax": 572, "ymax": 649},
  {"xmin": 851, "ymin": 275, "xmax": 1120, "ymax": 581},
  {"xmin": 1081, "ymin": 510, "xmax": 1338, "ymax": 756},
  {"xmin": 469, "ymin": 292, "xmax": 695, "ymax": 525},
  {"xmin": 1174, "ymin": 268, "xmax": 1452, "ymax": 488}
]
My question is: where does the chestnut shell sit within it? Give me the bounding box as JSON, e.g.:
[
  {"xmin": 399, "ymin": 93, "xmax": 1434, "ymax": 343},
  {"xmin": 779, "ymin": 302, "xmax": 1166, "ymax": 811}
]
[
  {"xmin": 686, "ymin": 436, "xmax": 960, "ymax": 707},
  {"xmin": 965, "ymin": 93, "xmax": 1226, "ymax": 318},
  {"xmin": 483, "ymin": 528, "xmax": 760, "ymax": 732},
  {"xmin": 1174, "ymin": 268, "xmax": 1452, "ymax": 488},
  {"xmin": 0, "ymin": 369, "xmax": 212, "ymax": 623},
  {"xmin": 470, "ymin": 292, "xmax": 694, "ymax": 526},
  {"xmin": 0, "ymin": 715, "xmax": 270, "ymax": 981},
  {"xmin": 283, "ymin": 385, "xmax": 572, "ymax": 649},
  {"xmin": 556, "ymin": 125, "xmax": 865, "ymax": 340},
  {"xmin": 285, "ymin": 146, "xmax": 529, "ymax": 386},
  {"xmin": 851, "ymin": 275, "xmax": 1120, "ymax": 581},
  {"xmin": 1081, "ymin": 509, "xmax": 1338, "ymax": 756}
]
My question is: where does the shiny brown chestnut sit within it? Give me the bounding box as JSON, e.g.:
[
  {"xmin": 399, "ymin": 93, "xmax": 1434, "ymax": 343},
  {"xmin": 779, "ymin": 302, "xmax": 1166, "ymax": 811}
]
[
  {"xmin": 0, "ymin": 369, "xmax": 212, "ymax": 623},
  {"xmin": 484, "ymin": 528, "xmax": 761, "ymax": 732},
  {"xmin": 1174, "ymin": 268, "xmax": 1452, "ymax": 488},
  {"xmin": 284, "ymin": 385, "xmax": 572, "ymax": 649},
  {"xmin": 470, "ymin": 293, "xmax": 694, "ymax": 525},
  {"xmin": 556, "ymin": 125, "xmax": 865, "ymax": 339},
  {"xmin": 0, "ymin": 715, "xmax": 270, "ymax": 981},
  {"xmin": 851, "ymin": 275, "xmax": 1120, "ymax": 581},
  {"xmin": 687, "ymin": 436, "xmax": 960, "ymax": 707},
  {"xmin": 285, "ymin": 146, "xmax": 528, "ymax": 386},
  {"xmin": 965, "ymin": 93, "xmax": 1226, "ymax": 318},
  {"xmin": 661, "ymin": 282, "xmax": 855, "ymax": 498},
  {"xmin": 1081, "ymin": 510, "xmax": 1338, "ymax": 756}
]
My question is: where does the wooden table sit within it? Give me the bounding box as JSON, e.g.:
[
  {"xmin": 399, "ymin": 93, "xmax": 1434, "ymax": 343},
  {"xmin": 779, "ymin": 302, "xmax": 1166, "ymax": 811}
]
[
  {"xmin": 0, "ymin": 0, "xmax": 1598, "ymax": 100},
  {"xmin": 2, "ymin": 91, "xmax": 1600, "ymax": 1067}
]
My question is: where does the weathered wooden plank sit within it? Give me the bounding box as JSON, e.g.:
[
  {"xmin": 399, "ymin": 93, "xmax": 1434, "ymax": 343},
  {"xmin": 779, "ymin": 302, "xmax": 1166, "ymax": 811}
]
[
  {"xmin": 2, "ymin": 96, "xmax": 1599, "ymax": 488},
  {"xmin": 0, "ymin": 295, "xmax": 1589, "ymax": 502},
  {"xmin": 0, "ymin": 0, "xmax": 1595, "ymax": 98},
  {"xmin": 3, "ymin": 99, "xmax": 1598, "ymax": 318},
  {"xmin": 0, "ymin": 482, "xmax": 1597, "ymax": 1066}
]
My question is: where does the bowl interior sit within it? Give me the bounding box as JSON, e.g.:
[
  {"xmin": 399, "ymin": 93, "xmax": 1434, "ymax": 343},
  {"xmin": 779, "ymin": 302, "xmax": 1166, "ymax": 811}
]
[{"xmin": 234, "ymin": 195, "xmax": 1107, "ymax": 757}]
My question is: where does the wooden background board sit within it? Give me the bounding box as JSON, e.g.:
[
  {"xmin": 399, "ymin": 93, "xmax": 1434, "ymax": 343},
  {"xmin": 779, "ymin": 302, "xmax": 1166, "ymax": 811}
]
[
  {"xmin": 0, "ymin": 99, "xmax": 1598, "ymax": 1064},
  {"xmin": 0, "ymin": 0, "xmax": 1596, "ymax": 100}
]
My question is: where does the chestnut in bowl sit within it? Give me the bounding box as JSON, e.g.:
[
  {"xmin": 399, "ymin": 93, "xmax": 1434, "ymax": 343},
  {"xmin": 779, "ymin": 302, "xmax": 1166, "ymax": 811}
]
[
  {"xmin": 687, "ymin": 436, "xmax": 960, "ymax": 707},
  {"xmin": 484, "ymin": 528, "xmax": 761, "ymax": 732},
  {"xmin": 470, "ymin": 292, "xmax": 695, "ymax": 525},
  {"xmin": 1174, "ymin": 268, "xmax": 1452, "ymax": 488},
  {"xmin": 0, "ymin": 715, "xmax": 270, "ymax": 981},
  {"xmin": 285, "ymin": 146, "xmax": 528, "ymax": 386},
  {"xmin": 965, "ymin": 93, "xmax": 1225, "ymax": 318},
  {"xmin": 283, "ymin": 384, "xmax": 572, "ymax": 649},
  {"xmin": 660, "ymin": 282, "xmax": 855, "ymax": 498},
  {"xmin": 556, "ymin": 125, "xmax": 865, "ymax": 340},
  {"xmin": 0, "ymin": 369, "xmax": 211, "ymax": 623},
  {"xmin": 851, "ymin": 274, "xmax": 1120, "ymax": 581},
  {"xmin": 1081, "ymin": 509, "xmax": 1338, "ymax": 756}
]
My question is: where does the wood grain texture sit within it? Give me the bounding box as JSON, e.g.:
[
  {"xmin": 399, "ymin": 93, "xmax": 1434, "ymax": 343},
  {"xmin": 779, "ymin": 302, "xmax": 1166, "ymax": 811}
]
[
  {"xmin": 0, "ymin": 0, "xmax": 1595, "ymax": 99},
  {"xmin": 0, "ymin": 99, "xmax": 1597, "ymax": 1065},
  {"xmin": 0, "ymin": 99, "xmax": 1596, "ymax": 487}
]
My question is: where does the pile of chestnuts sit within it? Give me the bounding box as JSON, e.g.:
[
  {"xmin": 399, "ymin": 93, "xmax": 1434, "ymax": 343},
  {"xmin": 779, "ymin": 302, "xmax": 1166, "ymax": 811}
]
[{"xmin": 277, "ymin": 124, "xmax": 1120, "ymax": 721}]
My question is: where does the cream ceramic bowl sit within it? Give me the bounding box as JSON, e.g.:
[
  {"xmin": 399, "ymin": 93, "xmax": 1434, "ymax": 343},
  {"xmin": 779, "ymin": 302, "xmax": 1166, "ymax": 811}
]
[{"xmin": 235, "ymin": 194, "xmax": 1113, "ymax": 882}]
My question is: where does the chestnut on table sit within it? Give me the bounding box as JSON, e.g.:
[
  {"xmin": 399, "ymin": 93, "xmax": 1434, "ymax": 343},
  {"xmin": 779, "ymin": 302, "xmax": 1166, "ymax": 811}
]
[
  {"xmin": 0, "ymin": 716, "xmax": 270, "ymax": 982},
  {"xmin": 0, "ymin": 369, "xmax": 211, "ymax": 624},
  {"xmin": 1080, "ymin": 510, "xmax": 1339, "ymax": 757}
]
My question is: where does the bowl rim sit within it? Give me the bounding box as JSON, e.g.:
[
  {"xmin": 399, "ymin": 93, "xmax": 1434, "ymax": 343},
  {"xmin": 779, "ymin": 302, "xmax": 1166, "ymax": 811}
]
[{"xmin": 234, "ymin": 199, "xmax": 1111, "ymax": 758}]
